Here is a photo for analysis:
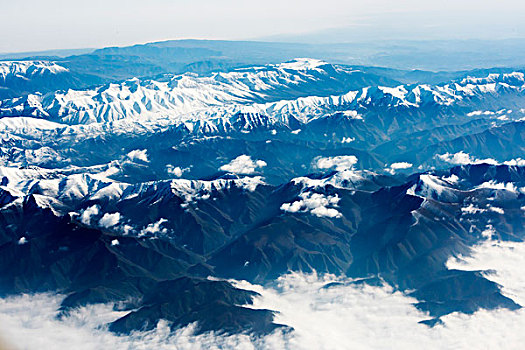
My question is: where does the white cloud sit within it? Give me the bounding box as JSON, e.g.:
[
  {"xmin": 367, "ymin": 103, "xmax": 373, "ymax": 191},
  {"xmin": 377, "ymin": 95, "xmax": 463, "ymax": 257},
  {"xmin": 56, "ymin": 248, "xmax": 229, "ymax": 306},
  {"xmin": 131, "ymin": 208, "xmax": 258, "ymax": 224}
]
[
  {"xmin": 254, "ymin": 247, "xmax": 525, "ymax": 348},
  {"xmin": 0, "ymin": 293, "xmax": 272, "ymax": 350},
  {"xmin": 219, "ymin": 155, "xmax": 267, "ymax": 175},
  {"xmin": 488, "ymin": 206, "xmax": 505, "ymax": 215},
  {"xmin": 166, "ymin": 165, "xmax": 187, "ymax": 178},
  {"xmin": 390, "ymin": 162, "xmax": 413, "ymax": 170},
  {"xmin": 281, "ymin": 192, "xmax": 342, "ymax": 218},
  {"xmin": 234, "ymin": 273, "xmax": 428, "ymax": 349},
  {"xmin": 281, "ymin": 200, "xmax": 303, "ymax": 213},
  {"xmin": 461, "ymin": 204, "xmax": 487, "ymax": 214},
  {"xmin": 314, "ymin": 155, "xmax": 358, "ymax": 172},
  {"xmin": 121, "ymin": 225, "xmax": 134, "ymax": 235},
  {"xmin": 99, "ymin": 212, "xmax": 121, "ymax": 228},
  {"xmin": 437, "ymin": 151, "xmax": 475, "ymax": 165},
  {"xmin": 467, "ymin": 110, "xmax": 483, "ymax": 116},
  {"xmin": 481, "ymin": 225, "xmax": 496, "ymax": 239},
  {"xmin": 386, "ymin": 161, "xmax": 413, "ymax": 174},
  {"xmin": 139, "ymin": 218, "xmax": 168, "ymax": 237},
  {"xmin": 436, "ymin": 151, "xmax": 498, "ymax": 165},
  {"xmin": 80, "ymin": 205, "xmax": 100, "ymax": 225},
  {"xmin": 310, "ymin": 206, "xmax": 342, "ymax": 218},
  {"xmin": 447, "ymin": 240, "xmax": 525, "ymax": 306},
  {"xmin": 477, "ymin": 181, "xmax": 518, "ymax": 193},
  {"xmin": 236, "ymin": 260, "xmax": 525, "ymax": 349},
  {"xmin": 126, "ymin": 149, "xmax": 149, "ymax": 163},
  {"xmin": 5, "ymin": 243, "xmax": 525, "ymax": 350},
  {"xmin": 503, "ymin": 158, "xmax": 525, "ymax": 167},
  {"xmin": 467, "ymin": 110, "xmax": 502, "ymax": 117}
]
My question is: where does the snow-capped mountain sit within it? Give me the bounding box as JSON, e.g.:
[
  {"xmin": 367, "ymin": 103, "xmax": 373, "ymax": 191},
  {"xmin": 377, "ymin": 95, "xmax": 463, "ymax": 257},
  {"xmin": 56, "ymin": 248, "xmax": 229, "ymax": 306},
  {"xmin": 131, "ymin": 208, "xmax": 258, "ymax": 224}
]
[
  {"xmin": 1, "ymin": 52, "xmax": 525, "ymax": 347},
  {"xmin": 0, "ymin": 60, "xmax": 103, "ymax": 100},
  {"xmin": 0, "ymin": 61, "xmax": 70, "ymax": 79},
  {"xmin": 1, "ymin": 59, "xmax": 523, "ymax": 134},
  {"xmin": 0, "ymin": 59, "xmax": 387, "ymax": 123},
  {"xmin": 0, "ymin": 61, "xmax": 523, "ymax": 184}
]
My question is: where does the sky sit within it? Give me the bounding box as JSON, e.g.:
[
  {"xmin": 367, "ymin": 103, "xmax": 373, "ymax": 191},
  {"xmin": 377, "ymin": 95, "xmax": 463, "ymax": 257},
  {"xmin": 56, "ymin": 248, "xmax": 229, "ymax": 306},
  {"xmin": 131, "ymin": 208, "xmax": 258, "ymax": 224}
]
[{"xmin": 1, "ymin": 0, "xmax": 525, "ymax": 53}]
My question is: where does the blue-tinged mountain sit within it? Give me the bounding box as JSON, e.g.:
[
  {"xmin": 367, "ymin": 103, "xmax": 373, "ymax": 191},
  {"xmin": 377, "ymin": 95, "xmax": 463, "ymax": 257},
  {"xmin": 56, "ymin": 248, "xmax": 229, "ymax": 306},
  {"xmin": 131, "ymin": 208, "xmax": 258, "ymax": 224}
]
[
  {"xmin": 0, "ymin": 163, "xmax": 524, "ymax": 333},
  {"xmin": 4, "ymin": 39, "xmax": 525, "ymax": 101},
  {"xmin": 1, "ymin": 56, "xmax": 525, "ymax": 338},
  {"xmin": 0, "ymin": 60, "xmax": 524, "ymax": 184},
  {"xmin": 0, "ymin": 61, "xmax": 104, "ymax": 99}
]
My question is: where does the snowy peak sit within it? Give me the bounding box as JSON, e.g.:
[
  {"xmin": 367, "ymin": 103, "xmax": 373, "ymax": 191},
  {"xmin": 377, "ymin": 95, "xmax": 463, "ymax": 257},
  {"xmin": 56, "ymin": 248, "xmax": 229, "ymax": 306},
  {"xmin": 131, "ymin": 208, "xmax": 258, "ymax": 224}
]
[
  {"xmin": 0, "ymin": 163, "xmax": 266, "ymax": 215},
  {"xmin": 460, "ymin": 72, "xmax": 525, "ymax": 86},
  {"xmin": 0, "ymin": 61, "xmax": 69, "ymax": 79},
  {"xmin": 0, "ymin": 60, "xmax": 524, "ymax": 140},
  {"xmin": 0, "ymin": 59, "xmax": 360, "ymax": 124},
  {"xmin": 272, "ymin": 58, "xmax": 329, "ymax": 71}
]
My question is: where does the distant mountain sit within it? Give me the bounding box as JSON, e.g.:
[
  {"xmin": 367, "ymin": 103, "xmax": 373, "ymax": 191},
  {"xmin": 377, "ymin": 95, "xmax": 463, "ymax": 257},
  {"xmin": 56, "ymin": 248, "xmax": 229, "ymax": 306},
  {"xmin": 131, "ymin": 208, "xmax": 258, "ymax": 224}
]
[
  {"xmin": 65, "ymin": 38, "xmax": 525, "ymax": 72},
  {"xmin": 0, "ymin": 60, "xmax": 103, "ymax": 99},
  {"xmin": 0, "ymin": 47, "xmax": 94, "ymax": 60},
  {"xmin": 3, "ymin": 39, "xmax": 525, "ymax": 99}
]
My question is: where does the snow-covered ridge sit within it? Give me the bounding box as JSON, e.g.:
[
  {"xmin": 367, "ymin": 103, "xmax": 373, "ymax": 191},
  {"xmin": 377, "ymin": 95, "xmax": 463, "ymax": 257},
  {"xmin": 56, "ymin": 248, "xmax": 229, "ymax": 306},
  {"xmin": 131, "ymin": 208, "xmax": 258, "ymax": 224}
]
[
  {"xmin": 0, "ymin": 164, "xmax": 265, "ymax": 214},
  {"xmin": 269, "ymin": 58, "xmax": 328, "ymax": 71},
  {"xmin": 0, "ymin": 61, "xmax": 69, "ymax": 79},
  {"xmin": 460, "ymin": 72, "xmax": 525, "ymax": 85},
  {"xmin": 292, "ymin": 169, "xmax": 377, "ymax": 191},
  {"xmin": 406, "ymin": 174, "xmax": 465, "ymax": 202},
  {"xmin": 152, "ymin": 69, "xmax": 524, "ymax": 127},
  {"xmin": 0, "ymin": 60, "xmax": 524, "ymax": 133},
  {"xmin": 0, "ymin": 58, "xmax": 352, "ymax": 124}
]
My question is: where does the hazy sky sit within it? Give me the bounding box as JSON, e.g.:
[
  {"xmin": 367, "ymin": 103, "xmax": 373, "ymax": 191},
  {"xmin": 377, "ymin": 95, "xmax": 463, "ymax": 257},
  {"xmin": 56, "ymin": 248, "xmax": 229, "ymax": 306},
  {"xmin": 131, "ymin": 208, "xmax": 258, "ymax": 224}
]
[{"xmin": 1, "ymin": 0, "xmax": 525, "ymax": 52}]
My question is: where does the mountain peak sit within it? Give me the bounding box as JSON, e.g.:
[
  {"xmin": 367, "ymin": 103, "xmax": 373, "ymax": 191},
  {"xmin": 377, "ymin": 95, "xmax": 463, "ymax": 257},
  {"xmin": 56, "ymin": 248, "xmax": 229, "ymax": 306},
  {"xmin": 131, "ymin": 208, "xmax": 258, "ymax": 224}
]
[{"xmin": 275, "ymin": 58, "xmax": 328, "ymax": 71}]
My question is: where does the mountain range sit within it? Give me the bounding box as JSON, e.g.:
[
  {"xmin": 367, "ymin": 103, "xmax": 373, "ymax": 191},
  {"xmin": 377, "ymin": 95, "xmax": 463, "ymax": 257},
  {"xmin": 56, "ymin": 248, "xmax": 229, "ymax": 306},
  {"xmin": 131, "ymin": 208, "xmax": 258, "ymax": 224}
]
[{"xmin": 0, "ymin": 41, "xmax": 525, "ymax": 346}]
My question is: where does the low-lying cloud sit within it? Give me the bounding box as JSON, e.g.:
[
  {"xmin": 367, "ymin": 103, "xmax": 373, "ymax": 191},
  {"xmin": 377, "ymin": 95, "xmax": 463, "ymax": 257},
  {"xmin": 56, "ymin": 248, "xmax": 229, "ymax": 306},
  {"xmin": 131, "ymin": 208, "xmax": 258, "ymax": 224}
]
[
  {"xmin": 79, "ymin": 205, "xmax": 100, "ymax": 225},
  {"xmin": 313, "ymin": 155, "xmax": 358, "ymax": 171},
  {"xmin": 436, "ymin": 151, "xmax": 498, "ymax": 166},
  {"xmin": 2, "ymin": 239, "xmax": 525, "ymax": 349},
  {"xmin": 126, "ymin": 149, "xmax": 149, "ymax": 163},
  {"xmin": 99, "ymin": 212, "xmax": 121, "ymax": 228},
  {"xmin": 219, "ymin": 155, "xmax": 267, "ymax": 175},
  {"xmin": 281, "ymin": 192, "xmax": 342, "ymax": 218}
]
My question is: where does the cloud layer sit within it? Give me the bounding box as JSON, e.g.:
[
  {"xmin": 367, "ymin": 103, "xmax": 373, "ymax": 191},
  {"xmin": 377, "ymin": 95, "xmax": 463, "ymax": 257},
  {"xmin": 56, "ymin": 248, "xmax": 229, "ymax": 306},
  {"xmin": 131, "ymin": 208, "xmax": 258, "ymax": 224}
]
[{"xmin": 2, "ymin": 239, "xmax": 525, "ymax": 349}]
